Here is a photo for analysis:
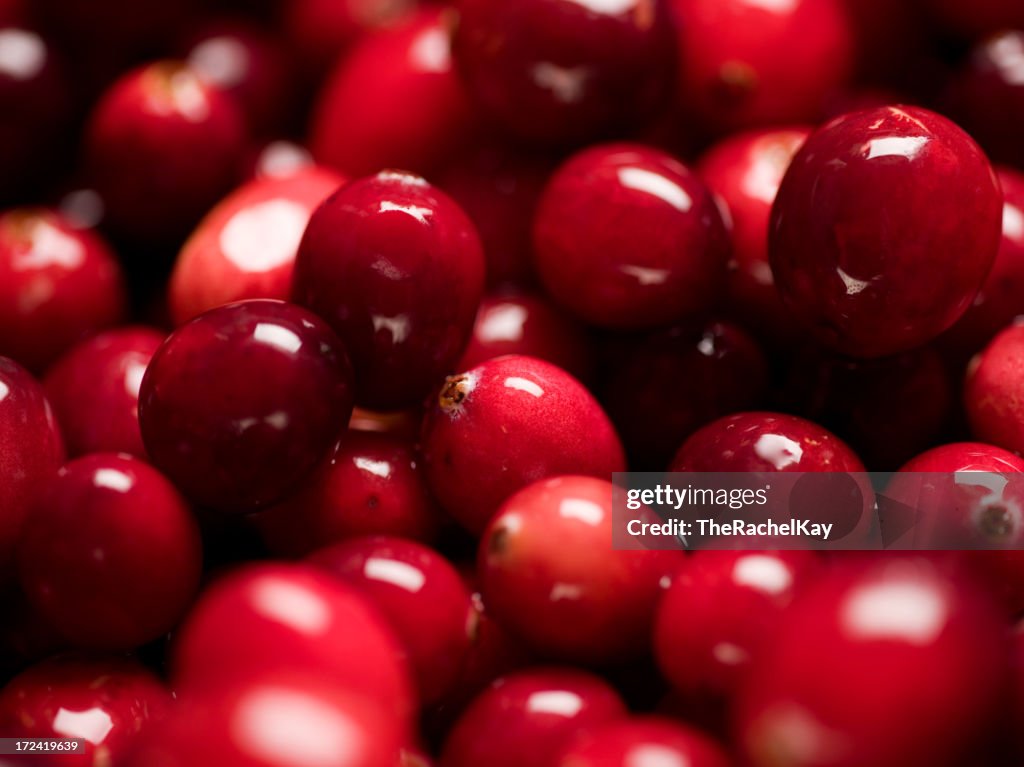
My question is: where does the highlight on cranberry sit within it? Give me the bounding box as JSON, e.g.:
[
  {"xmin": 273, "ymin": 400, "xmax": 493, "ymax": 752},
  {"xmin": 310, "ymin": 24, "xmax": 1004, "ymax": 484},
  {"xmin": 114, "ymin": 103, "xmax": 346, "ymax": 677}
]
[{"xmin": 4, "ymin": 1, "xmax": 1024, "ymax": 765}]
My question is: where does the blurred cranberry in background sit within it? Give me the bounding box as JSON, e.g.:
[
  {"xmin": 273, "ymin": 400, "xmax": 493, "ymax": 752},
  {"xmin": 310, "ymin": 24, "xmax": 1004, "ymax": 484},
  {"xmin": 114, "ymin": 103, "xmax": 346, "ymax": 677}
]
[
  {"xmin": 922, "ymin": 0, "xmax": 1024, "ymax": 41},
  {"xmin": 555, "ymin": 716, "xmax": 731, "ymax": 767}
]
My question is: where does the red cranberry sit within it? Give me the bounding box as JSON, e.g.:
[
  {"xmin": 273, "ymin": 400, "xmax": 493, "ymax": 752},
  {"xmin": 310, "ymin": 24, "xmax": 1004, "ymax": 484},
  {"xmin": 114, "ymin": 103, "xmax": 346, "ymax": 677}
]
[
  {"xmin": 169, "ymin": 167, "xmax": 344, "ymax": 326},
  {"xmin": 555, "ymin": 716, "xmax": 731, "ymax": 767},
  {"xmin": 654, "ymin": 550, "xmax": 820, "ymax": 700},
  {"xmin": 441, "ymin": 668, "xmax": 626, "ymax": 767},
  {"xmin": 924, "ymin": 0, "xmax": 1024, "ymax": 39},
  {"xmin": 249, "ymin": 140, "xmax": 316, "ymax": 180},
  {"xmin": 965, "ymin": 324, "xmax": 1024, "ymax": 455},
  {"xmin": 670, "ymin": 0, "xmax": 853, "ymax": 131},
  {"xmin": 769, "ymin": 105, "xmax": 1002, "ymax": 358},
  {"xmin": 43, "ymin": 327, "xmax": 164, "ymax": 459},
  {"xmin": 0, "ymin": 209, "xmax": 126, "ymax": 372},
  {"xmin": 736, "ymin": 557, "xmax": 1008, "ymax": 767},
  {"xmin": 310, "ymin": 9, "xmax": 477, "ymax": 178},
  {"xmin": 16, "ymin": 454, "xmax": 201, "ymax": 650},
  {"xmin": 533, "ymin": 143, "xmax": 729, "ymax": 329},
  {"xmin": 0, "ymin": 654, "xmax": 171, "ymax": 766},
  {"xmin": 254, "ymin": 430, "xmax": 441, "ymax": 556},
  {"xmin": 172, "ymin": 563, "xmax": 415, "ymax": 721},
  {"xmin": 308, "ymin": 536, "xmax": 473, "ymax": 704},
  {"xmin": 84, "ymin": 61, "xmax": 246, "ymax": 243},
  {"xmin": 452, "ymin": 0, "xmax": 676, "ymax": 144},
  {"xmin": 293, "ymin": 171, "xmax": 484, "ymax": 410},
  {"xmin": 139, "ymin": 300, "xmax": 354, "ymax": 513},
  {"xmin": 421, "ymin": 355, "xmax": 625, "ymax": 534}
]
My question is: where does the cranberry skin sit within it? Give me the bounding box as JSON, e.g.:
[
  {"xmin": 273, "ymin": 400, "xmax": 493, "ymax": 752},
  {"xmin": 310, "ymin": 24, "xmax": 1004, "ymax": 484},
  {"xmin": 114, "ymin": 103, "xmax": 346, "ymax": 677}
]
[
  {"xmin": 670, "ymin": 0, "xmax": 853, "ymax": 132},
  {"xmin": 43, "ymin": 327, "xmax": 164, "ymax": 459},
  {"xmin": 139, "ymin": 300, "xmax": 354, "ymax": 513},
  {"xmin": 311, "ymin": 9, "xmax": 477, "ymax": 178},
  {"xmin": 16, "ymin": 454, "xmax": 201, "ymax": 650},
  {"xmin": 452, "ymin": 0, "xmax": 676, "ymax": 144},
  {"xmin": 654, "ymin": 551, "xmax": 819, "ymax": 700},
  {"xmin": 84, "ymin": 61, "xmax": 246, "ymax": 243},
  {"xmin": 254, "ymin": 431, "xmax": 441, "ymax": 556},
  {"xmin": 480, "ymin": 476, "xmax": 680, "ymax": 664},
  {"xmin": 965, "ymin": 324, "xmax": 1024, "ymax": 455},
  {"xmin": 169, "ymin": 167, "xmax": 344, "ymax": 326},
  {"xmin": 0, "ymin": 209, "xmax": 126, "ymax": 372},
  {"xmin": 736, "ymin": 557, "xmax": 1008, "ymax": 767},
  {"xmin": 309, "ymin": 536, "xmax": 473, "ymax": 704},
  {"xmin": 769, "ymin": 106, "xmax": 1002, "ymax": 358},
  {"xmin": 441, "ymin": 669, "xmax": 626, "ymax": 767},
  {"xmin": 421, "ymin": 355, "xmax": 625, "ymax": 534},
  {"xmin": 533, "ymin": 144, "xmax": 729, "ymax": 329},
  {"xmin": 555, "ymin": 717, "xmax": 730, "ymax": 767},
  {"xmin": 293, "ymin": 172, "xmax": 484, "ymax": 410}
]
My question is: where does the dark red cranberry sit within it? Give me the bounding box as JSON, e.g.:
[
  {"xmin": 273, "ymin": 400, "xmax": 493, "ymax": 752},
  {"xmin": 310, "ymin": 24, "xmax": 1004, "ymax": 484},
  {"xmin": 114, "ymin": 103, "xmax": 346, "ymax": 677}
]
[
  {"xmin": 555, "ymin": 716, "xmax": 731, "ymax": 767},
  {"xmin": 452, "ymin": 0, "xmax": 676, "ymax": 144},
  {"xmin": 254, "ymin": 430, "xmax": 442, "ymax": 556},
  {"xmin": 533, "ymin": 143, "xmax": 729, "ymax": 329},
  {"xmin": 736, "ymin": 557, "xmax": 1008, "ymax": 767},
  {"xmin": 293, "ymin": 171, "xmax": 484, "ymax": 410},
  {"xmin": 172, "ymin": 564, "xmax": 415, "ymax": 722},
  {"xmin": 16, "ymin": 454, "xmax": 201, "ymax": 650},
  {"xmin": 0, "ymin": 209, "xmax": 126, "ymax": 372},
  {"xmin": 310, "ymin": 9, "xmax": 477, "ymax": 178},
  {"xmin": 965, "ymin": 324, "xmax": 1024, "ymax": 455},
  {"xmin": 441, "ymin": 668, "xmax": 626, "ymax": 767},
  {"xmin": 0, "ymin": 654, "xmax": 171, "ymax": 766},
  {"xmin": 924, "ymin": 0, "xmax": 1024, "ymax": 40},
  {"xmin": 770, "ymin": 105, "xmax": 1002, "ymax": 358},
  {"xmin": 43, "ymin": 327, "xmax": 164, "ymax": 459},
  {"xmin": 421, "ymin": 355, "xmax": 625, "ymax": 534},
  {"xmin": 839, "ymin": 0, "xmax": 926, "ymax": 84},
  {"xmin": 602, "ymin": 320, "xmax": 767, "ymax": 470},
  {"xmin": 169, "ymin": 167, "xmax": 344, "ymax": 325},
  {"xmin": 670, "ymin": 0, "xmax": 853, "ymax": 131},
  {"xmin": 0, "ymin": 586, "xmax": 67, "ymax": 674},
  {"xmin": 84, "ymin": 61, "xmax": 246, "ymax": 243},
  {"xmin": 139, "ymin": 300, "xmax": 354, "ymax": 513}
]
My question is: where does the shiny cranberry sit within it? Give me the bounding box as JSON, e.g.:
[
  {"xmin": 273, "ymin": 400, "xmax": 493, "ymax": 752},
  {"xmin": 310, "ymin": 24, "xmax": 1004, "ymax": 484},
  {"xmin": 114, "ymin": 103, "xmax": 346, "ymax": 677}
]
[
  {"xmin": 555, "ymin": 716, "xmax": 730, "ymax": 767},
  {"xmin": 533, "ymin": 143, "xmax": 728, "ymax": 329},
  {"xmin": 169, "ymin": 167, "xmax": 344, "ymax": 326},
  {"xmin": 0, "ymin": 209, "xmax": 126, "ymax": 372},
  {"xmin": 670, "ymin": 0, "xmax": 853, "ymax": 132},
  {"xmin": 0, "ymin": 654, "xmax": 171, "ymax": 767},
  {"xmin": 736, "ymin": 557, "xmax": 1008, "ymax": 767},
  {"xmin": 84, "ymin": 61, "xmax": 246, "ymax": 243},
  {"xmin": 458, "ymin": 293, "xmax": 593, "ymax": 383},
  {"xmin": 254, "ymin": 431, "xmax": 441, "ymax": 556},
  {"xmin": 924, "ymin": 0, "xmax": 1024, "ymax": 39},
  {"xmin": 139, "ymin": 300, "xmax": 354, "ymax": 513},
  {"xmin": 441, "ymin": 668, "xmax": 626, "ymax": 767},
  {"xmin": 43, "ymin": 327, "xmax": 163, "ymax": 459},
  {"xmin": 452, "ymin": 0, "xmax": 675, "ymax": 144},
  {"xmin": 602, "ymin": 320, "xmax": 767, "ymax": 470},
  {"xmin": 311, "ymin": 9, "xmax": 476, "ymax": 178},
  {"xmin": 422, "ymin": 355, "xmax": 625, "ymax": 534},
  {"xmin": 965, "ymin": 324, "xmax": 1024, "ymax": 455},
  {"xmin": 770, "ymin": 105, "xmax": 1002, "ymax": 358},
  {"xmin": 697, "ymin": 128, "xmax": 810, "ymax": 343},
  {"xmin": 293, "ymin": 171, "xmax": 484, "ymax": 410},
  {"xmin": 16, "ymin": 454, "xmax": 201, "ymax": 650}
]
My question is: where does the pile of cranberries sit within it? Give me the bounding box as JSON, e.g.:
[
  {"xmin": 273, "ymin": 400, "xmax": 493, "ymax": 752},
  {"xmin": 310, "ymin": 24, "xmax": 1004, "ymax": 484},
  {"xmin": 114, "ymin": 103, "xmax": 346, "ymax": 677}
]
[{"xmin": 5, "ymin": 0, "xmax": 1024, "ymax": 765}]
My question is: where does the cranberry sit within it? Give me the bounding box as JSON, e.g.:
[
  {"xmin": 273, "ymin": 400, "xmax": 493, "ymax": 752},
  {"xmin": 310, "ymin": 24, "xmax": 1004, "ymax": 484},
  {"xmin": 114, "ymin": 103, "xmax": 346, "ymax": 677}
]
[
  {"xmin": 308, "ymin": 536, "xmax": 473, "ymax": 704},
  {"xmin": 310, "ymin": 9, "xmax": 477, "ymax": 178},
  {"xmin": 533, "ymin": 143, "xmax": 729, "ymax": 329},
  {"xmin": 421, "ymin": 355, "xmax": 625, "ymax": 534},
  {"xmin": 253, "ymin": 430, "xmax": 442, "ymax": 556},
  {"xmin": 670, "ymin": 0, "xmax": 853, "ymax": 131},
  {"xmin": 923, "ymin": 0, "xmax": 1024, "ymax": 40},
  {"xmin": 16, "ymin": 454, "xmax": 201, "ymax": 650},
  {"xmin": 139, "ymin": 300, "xmax": 354, "ymax": 513},
  {"xmin": 249, "ymin": 140, "xmax": 316, "ymax": 180},
  {"xmin": 293, "ymin": 171, "xmax": 484, "ymax": 410},
  {"xmin": 43, "ymin": 327, "xmax": 164, "ymax": 459},
  {"xmin": 440, "ymin": 668, "xmax": 626, "ymax": 767},
  {"xmin": 0, "ymin": 209, "xmax": 126, "ymax": 372},
  {"xmin": 0, "ymin": 654, "xmax": 172, "ymax": 767},
  {"xmin": 736, "ymin": 556, "xmax": 1008, "ymax": 767},
  {"xmin": 965, "ymin": 323, "xmax": 1024, "ymax": 455},
  {"xmin": 555, "ymin": 716, "xmax": 731, "ymax": 767},
  {"xmin": 451, "ymin": 0, "xmax": 676, "ymax": 144},
  {"xmin": 769, "ymin": 105, "xmax": 1002, "ymax": 358},
  {"xmin": 169, "ymin": 166, "xmax": 344, "ymax": 325},
  {"xmin": 171, "ymin": 563, "xmax": 415, "ymax": 721},
  {"xmin": 654, "ymin": 550, "xmax": 820, "ymax": 700},
  {"xmin": 84, "ymin": 61, "xmax": 246, "ymax": 243}
]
